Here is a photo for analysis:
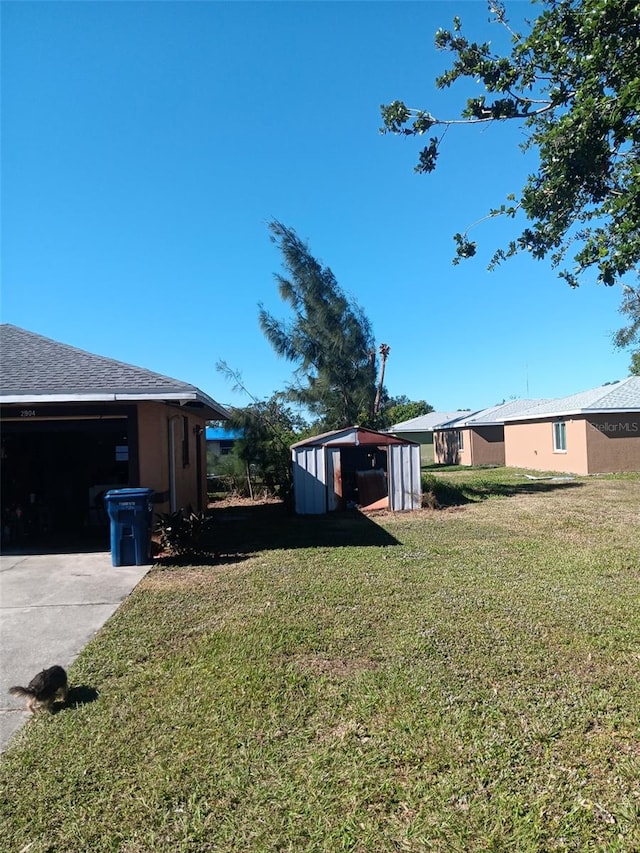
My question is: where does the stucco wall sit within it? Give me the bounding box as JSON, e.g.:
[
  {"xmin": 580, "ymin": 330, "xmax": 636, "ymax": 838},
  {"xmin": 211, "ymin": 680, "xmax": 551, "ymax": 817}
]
[
  {"xmin": 585, "ymin": 414, "xmax": 640, "ymax": 473},
  {"xmin": 504, "ymin": 418, "xmax": 589, "ymax": 474},
  {"xmin": 505, "ymin": 414, "xmax": 640, "ymax": 474},
  {"xmin": 457, "ymin": 429, "xmax": 473, "ymax": 466},
  {"xmin": 137, "ymin": 402, "xmax": 208, "ymax": 511},
  {"xmin": 137, "ymin": 403, "xmax": 168, "ymax": 496},
  {"xmin": 469, "ymin": 425, "xmax": 505, "ymax": 466},
  {"xmin": 433, "ymin": 430, "xmax": 460, "ymax": 465},
  {"xmin": 434, "ymin": 427, "xmax": 503, "ymax": 467}
]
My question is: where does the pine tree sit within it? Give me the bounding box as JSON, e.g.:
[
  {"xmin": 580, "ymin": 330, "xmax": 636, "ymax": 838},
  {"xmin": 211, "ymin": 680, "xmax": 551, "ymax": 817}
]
[{"xmin": 259, "ymin": 221, "xmax": 378, "ymax": 430}]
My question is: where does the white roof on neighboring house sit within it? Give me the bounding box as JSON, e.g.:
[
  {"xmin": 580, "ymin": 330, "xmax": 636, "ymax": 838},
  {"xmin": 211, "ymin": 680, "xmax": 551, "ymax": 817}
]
[
  {"xmin": 388, "ymin": 378, "xmax": 640, "ymax": 434},
  {"xmin": 389, "ymin": 411, "xmax": 463, "ymax": 432},
  {"xmin": 437, "ymin": 399, "xmax": 544, "ymax": 429},
  {"xmin": 502, "ymin": 376, "xmax": 640, "ymax": 421}
]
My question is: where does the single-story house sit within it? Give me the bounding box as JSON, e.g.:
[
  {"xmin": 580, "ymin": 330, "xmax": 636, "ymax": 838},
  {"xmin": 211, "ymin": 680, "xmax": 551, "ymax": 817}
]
[
  {"xmin": 206, "ymin": 425, "xmax": 243, "ymax": 458},
  {"xmin": 433, "ymin": 399, "xmax": 542, "ymax": 466},
  {"xmin": 291, "ymin": 426, "xmax": 421, "ymax": 514},
  {"xmin": 387, "ymin": 411, "xmax": 462, "ymax": 464},
  {"xmin": 0, "ymin": 324, "xmax": 229, "ymax": 546},
  {"xmin": 503, "ymin": 377, "xmax": 640, "ymax": 475}
]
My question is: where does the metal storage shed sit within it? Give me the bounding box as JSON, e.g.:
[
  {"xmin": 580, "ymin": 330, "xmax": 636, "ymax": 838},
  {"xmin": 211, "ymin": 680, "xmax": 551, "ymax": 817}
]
[{"xmin": 291, "ymin": 426, "xmax": 421, "ymax": 515}]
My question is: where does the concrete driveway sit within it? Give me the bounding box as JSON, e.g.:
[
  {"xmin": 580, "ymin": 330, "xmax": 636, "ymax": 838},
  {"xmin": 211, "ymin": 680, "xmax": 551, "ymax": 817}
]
[{"xmin": 0, "ymin": 551, "xmax": 149, "ymax": 753}]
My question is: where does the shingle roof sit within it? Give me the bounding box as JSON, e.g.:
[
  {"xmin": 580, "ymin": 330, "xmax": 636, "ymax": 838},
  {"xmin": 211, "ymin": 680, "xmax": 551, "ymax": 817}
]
[
  {"xmin": 389, "ymin": 411, "xmax": 463, "ymax": 432},
  {"xmin": 502, "ymin": 377, "xmax": 640, "ymax": 421},
  {"xmin": 0, "ymin": 324, "xmax": 230, "ymax": 418},
  {"xmin": 437, "ymin": 399, "xmax": 545, "ymax": 429}
]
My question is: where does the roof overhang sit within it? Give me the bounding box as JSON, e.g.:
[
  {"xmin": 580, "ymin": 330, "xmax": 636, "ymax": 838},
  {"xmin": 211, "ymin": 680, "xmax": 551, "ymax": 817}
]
[
  {"xmin": 433, "ymin": 419, "xmax": 473, "ymax": 430},
  {"xmin": 504, "ymin": 407, "xmax": 640, "ymax": 423},
  {"xmin": 437, "ymin": 420, "xmax": 505, "ymax": 429},
  {"xmin": 0, "ymin": 392, "xmax": 231, "ymax": 420}
]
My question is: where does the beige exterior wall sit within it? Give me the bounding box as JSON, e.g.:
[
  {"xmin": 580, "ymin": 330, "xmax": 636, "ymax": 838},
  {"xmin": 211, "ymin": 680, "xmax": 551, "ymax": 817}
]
[
  {"xmin": 469, "ymin": 426, "xmax": 505, "ymax": 466},
  {"xmin": 436, "ymin": 414, "xmax": 640, "ymax": 473},
  {"xmin": 137, "ymin": 402, "xmax": 169, "ymax": 496},
  {"xmin": 433, "ymin": 429, "xmax": 460, "ymax": 465},
  {"xmin": 137, "ymin": 402, "xmax": 208, "ymax": 512},
  {"xmin": 585, "ymin": 414, "xmax": 640, "ymax": 473},
  {"xmin": 505, "ymin": 418, "xmax": 589, "ymax": 474},
  {"xmin": 434, "ymin": 426, "xmax": 504, "ymax": 467},
  {"xmin": 505, "ymin": 414, "xmax": 640, "ymax": 474},
  {"xmin": 458, "ymin": 429, "xmax": 472, "ymax": 466}
]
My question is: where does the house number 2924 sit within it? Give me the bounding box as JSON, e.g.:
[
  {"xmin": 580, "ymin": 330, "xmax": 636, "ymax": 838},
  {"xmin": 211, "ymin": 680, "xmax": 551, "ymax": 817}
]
[{"xmin": 20, "ymin": 409, "xmax": 36, "ymax": 417}]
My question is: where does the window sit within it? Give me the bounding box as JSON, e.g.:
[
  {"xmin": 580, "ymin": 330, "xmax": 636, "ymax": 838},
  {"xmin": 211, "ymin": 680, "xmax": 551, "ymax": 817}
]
[
  {"xmin": 553, "ymin": 421, "xmax": 567, "ymax": 452},
  {"xmin": 458, "ymin": 430, "xmax": 464, "ymax": 452}
]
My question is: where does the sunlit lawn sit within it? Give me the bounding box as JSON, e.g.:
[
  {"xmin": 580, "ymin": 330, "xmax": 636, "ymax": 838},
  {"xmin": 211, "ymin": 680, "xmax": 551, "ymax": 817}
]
[{"xmin": 1, "ymin": 469, "xmax": 639, "ymax": 852}]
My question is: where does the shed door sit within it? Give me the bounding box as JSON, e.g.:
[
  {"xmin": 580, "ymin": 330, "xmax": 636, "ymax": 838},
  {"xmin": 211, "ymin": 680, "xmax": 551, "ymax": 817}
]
[
  {"xmin": 326, "ymin": 448, "xmax": 342, "ymax": 511},
  {"xmin": 388, "ymin": 444, "xmax": 421, "ymax": 511}
]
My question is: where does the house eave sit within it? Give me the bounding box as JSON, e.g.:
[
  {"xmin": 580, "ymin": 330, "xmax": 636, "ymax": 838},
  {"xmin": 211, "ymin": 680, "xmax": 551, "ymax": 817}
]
[
  {"xmin": 504, "ymin": 407, "xmax": 640, "ymax": 423},
  {"xmin": 435, "ymin": 420, "xmax": 504, "ymax": 430},
  {"xmin": 0, "ymin": 392, "xmax": 231, "ymax": 419}
]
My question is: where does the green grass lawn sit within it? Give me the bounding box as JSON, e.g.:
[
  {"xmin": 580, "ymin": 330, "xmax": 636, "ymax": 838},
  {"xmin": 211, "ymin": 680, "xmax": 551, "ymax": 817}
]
[{"xmin": 2, "ymin": 469, "xmax": 640, "ymax": 852}]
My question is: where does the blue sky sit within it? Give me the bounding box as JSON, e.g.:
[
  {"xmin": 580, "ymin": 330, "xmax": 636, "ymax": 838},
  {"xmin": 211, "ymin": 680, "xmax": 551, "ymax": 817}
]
[{"xmin": 2, "ymin": 0, "xmax": 633, "ymax": 416}]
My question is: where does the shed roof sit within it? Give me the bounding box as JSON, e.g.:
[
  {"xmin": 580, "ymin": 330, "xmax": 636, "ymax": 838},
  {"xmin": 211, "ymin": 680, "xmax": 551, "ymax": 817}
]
[
  {"xmin": 291, "ymin": 426, "xmax": 417, "ymax": 449},
  {"xmin": 0, "ymin": 324, "xmax": 230, "ymax": 419},
  {"xmin": 501, "ymin": 377, "xmax": 640, "ymax": 421}
]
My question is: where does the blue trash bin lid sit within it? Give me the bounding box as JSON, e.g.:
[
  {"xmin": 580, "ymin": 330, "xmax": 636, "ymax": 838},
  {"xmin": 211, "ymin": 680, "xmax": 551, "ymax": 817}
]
[{"xmin": 104, "ymin": 488, "xmax": 154, "ymax": 502}]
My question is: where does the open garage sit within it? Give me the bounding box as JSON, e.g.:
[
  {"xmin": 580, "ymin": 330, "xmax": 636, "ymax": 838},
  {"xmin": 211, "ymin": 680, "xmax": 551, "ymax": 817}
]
[{"xmin": 1, "ymin": 325, "xmax": 229, "ymax": 550}]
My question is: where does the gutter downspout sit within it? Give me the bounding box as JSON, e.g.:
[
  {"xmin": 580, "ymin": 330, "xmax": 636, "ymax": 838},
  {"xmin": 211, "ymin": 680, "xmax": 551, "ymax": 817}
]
[{"xmin": 168, "ymin": 415, "xmax": 179, "ymax": 512}]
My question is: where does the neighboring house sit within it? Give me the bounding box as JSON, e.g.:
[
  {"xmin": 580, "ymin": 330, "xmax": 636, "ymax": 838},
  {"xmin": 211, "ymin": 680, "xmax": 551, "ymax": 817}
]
[
  {"xmin": 206, "ymin": 426, "xmax": 243, "ymax": 458},
  {"xmin": 387, "ymin": 411, "xmax": 461, "ymax": 464},
  {"xmin": 503, "ymin": 377, "xmax": 640, "ymax": 475},
  {"xmin": 291, "ymin": 426, "xmax": 421, "ymax": 514},
  {"xmin": 433, "ymin": 400, "xmax": 543, "ymax": 466},
  {"xmin": 0, "ymin": 325, "xmax": 229, "ymax": 546}
]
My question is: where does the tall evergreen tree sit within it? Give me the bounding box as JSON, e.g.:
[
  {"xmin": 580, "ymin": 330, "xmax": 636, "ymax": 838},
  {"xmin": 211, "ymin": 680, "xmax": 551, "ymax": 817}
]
[{"xmin": 259, "ymin": 221, "xmax": 378, "ymax": 430}]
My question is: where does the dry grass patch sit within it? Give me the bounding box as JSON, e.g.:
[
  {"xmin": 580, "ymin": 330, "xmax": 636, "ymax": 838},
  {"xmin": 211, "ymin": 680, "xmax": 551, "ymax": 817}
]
[{"xmin": 290, "ymin": 652, "xmax": 380, "ymax": 679}]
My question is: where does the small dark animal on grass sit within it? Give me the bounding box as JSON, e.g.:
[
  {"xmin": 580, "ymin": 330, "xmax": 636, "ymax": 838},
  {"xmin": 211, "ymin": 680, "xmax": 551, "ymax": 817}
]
[{"xmin": 9, "ymin": 665, "xmax": 68, "ymax": 713}]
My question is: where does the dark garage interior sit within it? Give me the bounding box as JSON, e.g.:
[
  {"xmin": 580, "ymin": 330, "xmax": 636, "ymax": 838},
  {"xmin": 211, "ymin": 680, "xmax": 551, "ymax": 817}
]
[{"xmin": 1, "ymin": 418, "xmax": 130, "ymax": 548}]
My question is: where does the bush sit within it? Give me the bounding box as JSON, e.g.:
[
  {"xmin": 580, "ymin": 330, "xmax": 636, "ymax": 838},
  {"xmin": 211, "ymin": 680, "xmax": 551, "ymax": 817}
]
[
  {"xmin": 154, "ymin": 508, "xmax": 215, "ymax": 558},
  {"xmin": 208, "ymin": 449, "xmax": 252, "ymax": 497},
  {"xmin": 421, "ymin": 473, "xmax": 469, "ymax": 508}
]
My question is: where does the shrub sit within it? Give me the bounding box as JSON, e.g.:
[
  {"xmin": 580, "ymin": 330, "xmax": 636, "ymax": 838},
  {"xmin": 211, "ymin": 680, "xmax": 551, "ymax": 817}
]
[
  {"xmin": 421, "ymin": 473, "xmax": 469, "ymax": 508},
  {"xmin": 208, "ymin": 448, "xmax": 252, "ymax": 497},
  {"xmin": 154, "ymin": 508, "xmax": 215, "ymax": 558}
]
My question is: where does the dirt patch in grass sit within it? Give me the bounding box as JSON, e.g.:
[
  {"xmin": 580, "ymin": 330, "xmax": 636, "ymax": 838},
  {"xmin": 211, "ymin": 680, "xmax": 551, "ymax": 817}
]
[{"xmin": 290, "ymin": 652, "xmax": 380, "ymax": 679}]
